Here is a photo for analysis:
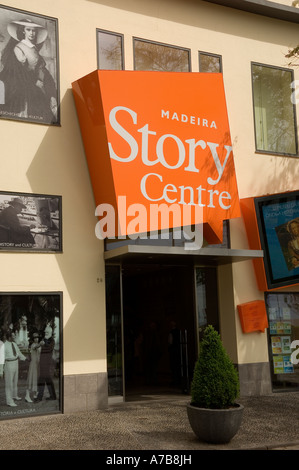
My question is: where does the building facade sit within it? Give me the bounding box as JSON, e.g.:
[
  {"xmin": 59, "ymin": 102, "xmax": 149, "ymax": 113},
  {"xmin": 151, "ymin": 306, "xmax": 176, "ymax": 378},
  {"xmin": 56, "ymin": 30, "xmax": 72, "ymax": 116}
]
[{"xmin": 0, "ymin": 0, "xmax": 298, "ymax": 420}]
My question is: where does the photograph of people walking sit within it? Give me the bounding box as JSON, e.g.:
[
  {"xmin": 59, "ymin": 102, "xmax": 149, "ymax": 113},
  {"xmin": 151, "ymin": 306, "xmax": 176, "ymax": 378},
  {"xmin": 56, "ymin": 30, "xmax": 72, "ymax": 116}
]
[{"xmin": 0, "ymin": 293, "xmax": 61, "ymax": 420}]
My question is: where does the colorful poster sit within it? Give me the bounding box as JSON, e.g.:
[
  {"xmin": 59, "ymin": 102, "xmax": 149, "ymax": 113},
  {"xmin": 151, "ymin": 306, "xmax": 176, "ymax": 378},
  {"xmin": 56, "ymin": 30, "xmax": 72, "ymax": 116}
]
[
  {"xmin": 283, "ymin": 322, "xmax": 292, "ymax": 334},
  {"xmin": 273, "ymin": 356, "xmax": 284, "ymax": 374},
  {"xmin": 282, "ymin": 307, "xmax": 291, "ymax": 320},
  {"xmin": 262, "ymin": 201, "xmax": 299, "ymax": 282},
  {"xmin": 283, "ymin": 356, "xmax": 294, "ymax": 373},
  {"xmin": 281, "ymin": 336, "xmax": 291, "ymax": 354},
  {"xmin": 270, "ymin": 322, "xmax": 277, "ymax": 335},
  {"xmin": 268, "ymin": 307, "xmax": 278, "ymax": 320},
  {"xmin": 271, "ymin": 336, "xmax": 282, "ymax": 354}
]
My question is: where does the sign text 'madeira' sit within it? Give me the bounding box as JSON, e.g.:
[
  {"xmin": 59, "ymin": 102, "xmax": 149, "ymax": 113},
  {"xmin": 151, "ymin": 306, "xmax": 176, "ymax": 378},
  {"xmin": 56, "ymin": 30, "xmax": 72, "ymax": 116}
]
[{"xmin": 161, "ymin": 109, "xmax": 217, "ymax": 129}]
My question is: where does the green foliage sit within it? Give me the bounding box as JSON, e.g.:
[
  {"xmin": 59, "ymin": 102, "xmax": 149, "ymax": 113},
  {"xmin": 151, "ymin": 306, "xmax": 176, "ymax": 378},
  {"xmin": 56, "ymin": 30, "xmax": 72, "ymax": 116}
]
[
  {"xmin": 285, "ymin": 3, "xmax": 299, "ymax": 67},
  {"xmin": 191, "ymin": 325, "xmax": 240, "ymax": 409},
  {"xmin": 286, "ymin": 45, "xmax": 299, "ymax": 66}
]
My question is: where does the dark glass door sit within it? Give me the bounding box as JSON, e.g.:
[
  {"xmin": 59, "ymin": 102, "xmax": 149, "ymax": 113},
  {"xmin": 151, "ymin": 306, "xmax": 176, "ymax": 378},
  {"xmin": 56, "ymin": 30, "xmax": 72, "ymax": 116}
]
[
  {"xmin": 105, "ymin": 263, "xmax": 220, "ymax": 400},
  {"xmin": 105, "ymin": 264, "xmax": 123, "ymax": 398},
  {"xmin": 121, "ymin": 264, "xmax": 197, "ymax": 399},
  {"xmin": 265, "ymin": 292, "xmax": 299, "ymax": 391},
  {"xmin": 195, "ymin": 267, "xmax": 219, "ymax": 342}
]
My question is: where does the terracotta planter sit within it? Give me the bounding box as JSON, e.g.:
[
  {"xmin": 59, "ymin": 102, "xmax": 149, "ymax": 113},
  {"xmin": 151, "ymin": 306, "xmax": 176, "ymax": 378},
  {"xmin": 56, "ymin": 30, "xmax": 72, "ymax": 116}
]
[{"xmin": 186, "ymin": 403, "xmax": 244, "ymax": 444}]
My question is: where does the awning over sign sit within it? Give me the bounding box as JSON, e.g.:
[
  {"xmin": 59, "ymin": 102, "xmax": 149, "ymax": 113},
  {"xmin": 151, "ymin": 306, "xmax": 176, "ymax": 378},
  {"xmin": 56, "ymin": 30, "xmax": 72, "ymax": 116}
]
[
  {"xmin": 72, "ymin": 70, "xmax": 241, "ymax": 244},
  {"xmin": 104, "ymin": 244, "xmax": 264, "ymax": 266}
]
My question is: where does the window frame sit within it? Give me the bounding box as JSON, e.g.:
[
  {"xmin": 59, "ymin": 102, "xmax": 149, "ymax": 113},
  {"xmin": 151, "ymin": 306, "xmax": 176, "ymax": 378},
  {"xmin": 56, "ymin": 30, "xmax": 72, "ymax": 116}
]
[
  {"xmin": 251, "ymin": 61, "xmax": 298, "ymax": 157},
  {"xmin": 133, "ymin": 37, "xmax": 191, "ymax": 72},
  {"xmin": 96, "ymin": 28, "xmax": 125, "ymax": 70},
  {"xmin": 198, "ymin": 51, "xmax": 223, "ymax": 73}
]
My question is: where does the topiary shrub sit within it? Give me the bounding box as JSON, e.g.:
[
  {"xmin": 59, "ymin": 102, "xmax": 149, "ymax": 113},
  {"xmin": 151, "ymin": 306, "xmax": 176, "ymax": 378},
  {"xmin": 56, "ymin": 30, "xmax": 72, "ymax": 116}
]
[{"xmin": 191, "ymin": 325, "xmax": 240, "ymax": 409}]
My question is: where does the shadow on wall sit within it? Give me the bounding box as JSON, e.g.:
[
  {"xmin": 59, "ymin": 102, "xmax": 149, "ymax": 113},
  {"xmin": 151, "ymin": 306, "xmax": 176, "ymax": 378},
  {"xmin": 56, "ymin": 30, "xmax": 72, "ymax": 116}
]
[
  {"xmin": 26, "ymin": 88, "xmax": 106, "ymax": 363},
  {"xmin": 86, "ymin": 0, "xmax": 298, "ymax": 48},
  {"xmin": 248, "ymin": 154, "xmax": 299, "ymax": 198}
]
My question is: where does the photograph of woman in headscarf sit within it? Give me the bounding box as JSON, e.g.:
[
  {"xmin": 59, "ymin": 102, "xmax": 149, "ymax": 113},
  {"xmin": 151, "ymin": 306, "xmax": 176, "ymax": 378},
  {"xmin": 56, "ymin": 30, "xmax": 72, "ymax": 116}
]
[
  {"xmin": 0, "ymin": 9, "xmax": 59, "ymax": 125},
  {"xmin": 275, "ymin": 216, "xmax": 299, "ymax": 271}
]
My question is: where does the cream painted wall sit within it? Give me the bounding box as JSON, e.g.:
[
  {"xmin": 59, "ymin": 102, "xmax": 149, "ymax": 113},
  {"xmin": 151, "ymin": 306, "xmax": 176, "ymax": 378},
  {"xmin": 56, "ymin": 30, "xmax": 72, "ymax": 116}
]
[
  {"xmin": 218, "ymin": 264, "xmax": 238, "ymax": 362},
  {"xmin": 0, "ymin": 0, "xmax": 108, "ymax": 376},
  {"xmin": 272, "ymin": 0, "xmax": 296, "ymax": 6},
  {"xmin": 1, "ymin": 0, "xmax": 298, "ymax": 373}
]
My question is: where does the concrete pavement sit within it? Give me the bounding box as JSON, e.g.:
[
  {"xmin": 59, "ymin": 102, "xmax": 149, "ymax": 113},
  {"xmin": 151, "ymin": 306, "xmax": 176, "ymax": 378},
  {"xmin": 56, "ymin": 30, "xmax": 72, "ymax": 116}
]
[{"xmin": 0, "ymin": 391, "xmax": 298, "ymax": 451}]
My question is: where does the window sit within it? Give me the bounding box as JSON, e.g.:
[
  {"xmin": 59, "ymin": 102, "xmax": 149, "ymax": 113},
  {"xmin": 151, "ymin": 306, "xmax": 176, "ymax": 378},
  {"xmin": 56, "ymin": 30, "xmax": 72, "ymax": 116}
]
[
  {"xmin": 252, "ymin": 63, "xmax": 298, "ymax": 156},
  {"xmin": 133, "ymin": 38, "xmax": 190, "ymax": 72},
  {"xmin": 97, "ymin": 29, "xmax": 124, "ymax": 70},
  {"xmin": 199, "ymin": 52, "xmax": 222, "ymax": 73},
  {"xmin": 265, "ymin": 292, "xmax": 299, "ymax": 391}
]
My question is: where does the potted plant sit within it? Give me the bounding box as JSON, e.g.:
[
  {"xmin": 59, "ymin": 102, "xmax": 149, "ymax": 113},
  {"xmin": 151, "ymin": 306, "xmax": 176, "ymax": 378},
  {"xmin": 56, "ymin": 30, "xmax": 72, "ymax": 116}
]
[{"xmin": 187, "ymin": 325, "xmax": 244, "ymax": 444}]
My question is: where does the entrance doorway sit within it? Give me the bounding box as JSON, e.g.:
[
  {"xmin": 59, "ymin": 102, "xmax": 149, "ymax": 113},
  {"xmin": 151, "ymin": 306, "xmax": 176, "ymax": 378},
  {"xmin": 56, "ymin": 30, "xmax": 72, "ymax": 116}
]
[
  {"xmin": 122, "ymin": 264, "xmax": 196, "ymax": 399},
  {"xmin": 105, "ymin": 262, "xmax": 219, "ymax": 401}
]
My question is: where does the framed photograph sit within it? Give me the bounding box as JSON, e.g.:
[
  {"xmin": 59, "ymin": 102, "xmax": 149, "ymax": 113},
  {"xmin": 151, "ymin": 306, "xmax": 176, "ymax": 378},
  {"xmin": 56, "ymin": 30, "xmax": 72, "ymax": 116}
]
[
  {"xmin": 0, "ymin": 292, "xmax": 62, "ymax": 419},
  {"xmin": 255, "ymin": 190, "xmax": 299, "ymax": 289},
  {"xmin": 0, "ymin": 5, "xmax": 60, "ymax": 125},
  {"xmin": 0, "ymin": 191, "xmax": 62, "ymax": 252}
]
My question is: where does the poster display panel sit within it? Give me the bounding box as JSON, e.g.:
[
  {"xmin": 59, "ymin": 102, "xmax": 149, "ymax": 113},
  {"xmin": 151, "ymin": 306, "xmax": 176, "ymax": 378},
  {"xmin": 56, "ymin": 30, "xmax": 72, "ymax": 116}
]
[
  {"xmin": 265, "ymin": 292, "xmax": 299, "ymax": 391},
  {"xmin": 0, "ymin": 191, "xmax": 62, "ymax": 252},
  {"xmin": 255, "ymin": 191, "xmax": 299, "ymax": 289},
  {"xmin": 0, "ymin": 5, "xmax": 60, "ymax": 125},
  {"xmin": 0, "ymin": 293, "xmax": 62, "ymax": 419}
]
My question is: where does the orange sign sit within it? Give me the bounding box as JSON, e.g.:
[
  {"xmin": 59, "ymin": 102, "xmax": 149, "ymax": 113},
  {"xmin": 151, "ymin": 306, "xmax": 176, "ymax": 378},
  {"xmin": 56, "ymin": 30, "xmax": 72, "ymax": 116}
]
[
  {"xmin": 72, "ymin": 70, "xmax": 240, "ymax": 242},
  {"xmin": 240, "ymin": 197, "xmax": 268, "ymax": 291},
  {"xmin": 237, "ymin": 300, "xmax": 269, "ymax": 333}
]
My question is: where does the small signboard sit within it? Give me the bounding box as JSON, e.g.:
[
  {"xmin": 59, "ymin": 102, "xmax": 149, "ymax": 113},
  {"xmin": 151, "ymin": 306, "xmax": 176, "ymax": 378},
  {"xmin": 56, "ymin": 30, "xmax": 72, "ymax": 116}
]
[{"xmin": 237, "ymin": 300, "xmax": 268, "ymax": 333}]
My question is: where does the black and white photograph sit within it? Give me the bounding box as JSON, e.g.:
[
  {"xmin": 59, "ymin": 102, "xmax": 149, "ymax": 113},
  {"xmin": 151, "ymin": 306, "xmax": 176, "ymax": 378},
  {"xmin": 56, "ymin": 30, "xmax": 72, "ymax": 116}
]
[
  {"xmin": 0, "ymin": 293, "xmax": 62, "ymax": 420},
  {"xmin": 0, "ymin": 5, "xmax": 60, "ymax": 125},
  {"xmin": 0, "ymin": 191, "xmax": 62, "ymax": 252}
]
